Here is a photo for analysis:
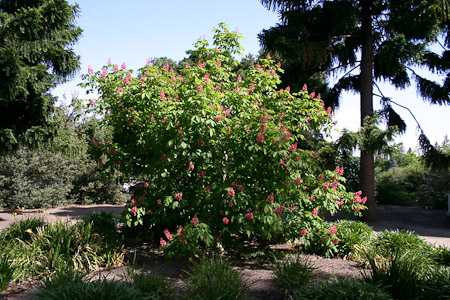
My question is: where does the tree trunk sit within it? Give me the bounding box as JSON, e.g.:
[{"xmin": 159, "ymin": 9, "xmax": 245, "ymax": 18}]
[{"xmin": 359, "ymin": 0, "xmax": 376, "ymax": 222}]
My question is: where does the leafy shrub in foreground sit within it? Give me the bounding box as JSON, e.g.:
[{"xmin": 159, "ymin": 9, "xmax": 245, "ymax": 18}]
[
  {"xmin": 0, "ymin": 253, "xmax": 13, "ymax": 292},
  {"xmin": 35, "ymin": 272, "xmax": 151, "ymax": 300},
  {"xmin": 2, "ymin": 216, "xmax": 46, "ymax": 243},
  {"xmin": 80, "ymin": 23, "xmax": 364, "ymax": 257},
  {"xmin": 129, "ymin": 270, "xmax": 176, "ymax": 300},
  {"xmin": 83, "ymin": 211, "xmax": 121, "ymax": 244},
  {"xmin": 184, "ymin": 256, "xmax": 249, "ymax": 300},
  {"xmin": 272, "ymin": 254, "xmax": 316, "ymax": 296},
  {"xmin": 333, "ymin": 220, "xmax": 373, "ymax": 258},
  {"xmin": 294, "ymin": 279, "xmax": 393, "ymax": 300}
]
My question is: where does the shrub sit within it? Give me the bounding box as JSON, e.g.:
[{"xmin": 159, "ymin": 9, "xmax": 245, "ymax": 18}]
[
  {"xmin": 417, "ymin": 171, "xmax": 450, "ymax": 209},
  {"xmin": 83, "ymin": 211, "xmax": 120, "ymax": 244},
  {"xmin": 0, "ymin": 253, "xmax": 13, "ymax": 292},
  {"xmin": 362, "ymin": 251, "xmax": 429, "ymax": 300},
  {"xmin": 129, "ymin": 270, "xmax": 176, "ymax": 300},
  {"xmin": 294, "ymin": 278, "xmax": 393, "ymax": 300},
  {"xmin": 2, "ymin": 216, "xmax": 46, "ymax": 243},
  {"xmin": 333, "ymin": 220, "xmax": 373, "ymax": 258},
  {"xmin": 375, "ymin": 166, "xmax": 426, "ymax": 206},
  {"xmin": 34, "ymin": 272, "xmax": 151, "ymax": 300},
  {"xmin": 184, "ymin": 256, "xmax": 249, "ymax": 300},
  {"xmin": 80, "ymin": 23, "xmax": 364, "ymax": 257},
  {"xmin": 272, "ymin": 254, "xmax": 316, "ymax": 296},
  {"xmin": 423, "ymin": 265, "xmax": 450, "ymax": 299}
]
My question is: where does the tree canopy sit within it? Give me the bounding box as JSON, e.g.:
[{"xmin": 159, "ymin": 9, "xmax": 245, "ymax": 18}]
[
  {"xmin": 0, "ymin": 0, "xmax": 82, "ymax": 150},
  {"xmin": 259, "ymin": 0, "xmax": 450, "ymax": 220}
]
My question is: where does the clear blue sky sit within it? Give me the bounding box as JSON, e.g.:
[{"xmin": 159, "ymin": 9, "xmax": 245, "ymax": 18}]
[{"xmin": 53, "ymin": 0, "xmax": 450, "ymax": 152}]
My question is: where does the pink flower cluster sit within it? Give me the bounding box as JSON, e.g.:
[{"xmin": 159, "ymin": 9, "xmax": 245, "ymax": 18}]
[
  {"xmin": 328, "ymin": 225, "xmax": 338, "ymax": 235},
  {"xmin": 334, "ymin": 166, "xmax": 345, "ymax": 176}
]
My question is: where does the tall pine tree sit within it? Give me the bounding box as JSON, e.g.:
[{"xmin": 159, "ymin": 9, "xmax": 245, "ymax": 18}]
[
  {"xmin": 259, "ymin": 0, "xmax": 450, "ymax": 221},
  {"xmin": 0, "ymin": 0, "xmax": 82, "ymax": 150}
]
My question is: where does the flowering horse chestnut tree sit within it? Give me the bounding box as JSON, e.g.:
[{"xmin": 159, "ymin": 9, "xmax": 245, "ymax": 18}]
[{"xmin": 79, "ymin": 23, "xmax": 365, "ymax": 257}]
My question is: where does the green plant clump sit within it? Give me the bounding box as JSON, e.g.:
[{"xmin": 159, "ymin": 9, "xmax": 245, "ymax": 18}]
[
  {"xmin": 272, "ymin": 254, "xmax": 316, "ymax": 297},
  {"xmin": 294, "ymin": 278, "xmax": 393, "ymax": 300},
  {"xmin": 184, "ymin": 256, "xmax": 249, "ymax": 300}
]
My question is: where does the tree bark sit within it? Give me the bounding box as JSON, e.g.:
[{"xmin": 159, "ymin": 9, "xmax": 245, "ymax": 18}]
[{"xmin": 359, "ymin": 0, "xmax": 376, "ymax": 222}]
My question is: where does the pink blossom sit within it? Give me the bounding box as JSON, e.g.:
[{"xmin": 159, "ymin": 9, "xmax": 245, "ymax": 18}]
[
  {"xmin": 332, "ymin": 239, "xmax": 339, "ymax": 244},
  {"xmin": 232, "ymin": 180, "xmax": 238, "ymax": 188},
  {"xmin": 215, "ymin": 115, "xmax": 223, "ymax": 122},
  {"xmin": 116, "ymin": 87, "xmax": 123, "ymax": 94},
  {"xmin": 227, "ymin": 187, "xmax": 235, "ymax": 197},
  {"xmin": 123, "ymin": 73, "xmax": 132, "ymax": 85},
  {"xmin": 204, "ymin": 186, "xmax": 211, "ymax": 192},
  {"xmin": 101, "ymin": 68, "xmax": 107, "ymax": 78},
  {"xmin": 238, "ymin": 185, "xmax": 244, "ymax": 192},
  {"xmin": 131, "ymin": 206, "xmax": 137, "ymax": 215},
  {"xmin": 256, "ymin": 133, "xmax": 264, "ymax": 143},
  {"xmin": 159, "ymin": 90, "xmax": 165, "ymax": 100},
  {"xmin": 310, "ymin": 92, "xmax": 316, "ymax": 98},
  {"xmin": 300, "ymin": 229, "xmax": 308, "ymax": 236},
  {"xmin": 197, "ymin": 61, "xmax": 205, "ymax": 68},
  {"xmin": 259, "ymin": 125, "xmax": 266, "ymax": 132},
  {"xmin": 146, "ymin": 58, "xmax": 151, "ymax": 65},
  {"xmin": 216, "ymin": 61, "xmax": 222, "ymax": 68},
  {"xmin": 328, "ymin": 225, "xmax": 337, "ymax": 235},
  {"xmin": 88, "ymin": 65, "xmax": 93, "ymax": 75},
  {"xmin": 335, "ymin": 201, "xmax": 344, "ymax": 206},
  {"xmin": 175, "ymin": 192, "xmax": 183, "ymax": 201},
  {"xmin": 98, "ymin": 161, "xmax": 104, "ymax": 168},
  {"xmin": 157, "ymin": 199, "xmax": 163, "ymax": 206},
  {"xmin": 302, "ymin": 83, "xmax": 308, "ymax": 91},
  {"xmin": 146, "ymin": 209, "xmax": 151, "ymax": 215},
  {"xmin": 245, "ymin": 126, "xmax": 251, "ymax": 132},
  {"xmin": 121, "ymin": 62, "xmax": 127, "ymax": 70},
  {"xmin": 248, "ymin": 85, "xmax": 255, "ymax": 92},
  {"xmin": 198, "ymin": 171, "xmax": 207, "ymax": 177},
  {"xmin": 288, "ymin": 143, "xmax": 297, "ymax": 152},
  {"xmin": 267, "ymin": 193, "xmax": 274, "ymax": 203},
  {"xmin": 177, "ymin": 226, "xmax": 184, "ymax": 235},
  {"xmin": 354, "ymin": 206, "xmax": 361, "ymax": 211},
  {"xmin": 274, "ymin": 206, "xmax": 283, "ymax": 216},
  {"xmin": 280, "ymin": 159, "xmax": 287, "ymax": 167},
  {"xmin": 318, "ymin": 174, "xmax": 325, "ymax": 181},
  {"xmin": 285, "ymin": 86, "xmax": 290, "ymax": 92},
  {"xmin": 130, "ymin": 199, "xmax": 137, "ymax": 207},
  {"xmin": 223, "ymin": 109, "xmax": 231, "ymax": 116},
  {"xmin": 160, "ymin": 238, "xmax": 167, "ymax": 247},
  {"xmin": 198, "ymin": 138, "xmax": 205, "ymax": 147},
  {"xmin": 189, "ymin": 162, "xmax": 194, "ymax": 170},
  {"xmin": 138, "ymin": 196, "xmax": 145, "ymax": 204},
  {"xmin": 114, "ymin": 65, "xmax": 119, "ymax": 72},
  {"xmin": 308, "ymin": 195, "xmax": 315, "ymax": 201},
  {"xmin": 222, "ymin": 217, "xmax": 229, "ymax": 225},
  {"xmin": 196, "ymin": 85, "xmax": 203, "ymax": 91},
  {"xmin": 312, "ymin": 208, "xmax": 319, "ymax": 216},
  {"xmin": 215, "ymin": 85, "xmax": 221, "ymax": 91},
  {"xmin": 192, "ymin": 214, "xmax": 199, "ymax": 227},
  {"xmin": 361, "ymin": 197, "xmax": 367, "ymax": 205},
  {"xmin": 139, "ymin": 76, "xmax": 146, "ymax": 83},
  {"xmin": 322, "ymin": 181, "xmax": 330, "ymax": 189},
  {"xmin": 307, "ymin": 116, "xmax": 312, "ymax": 122},
  {"xmin": 160, "ymin": 154, "xmax": 167, "ymax": 162},
  {"xmin": 245, "ymin": 212, "xmax": 253, "ymax": 221},
  {"xmin": 164, "ymin": 229, "xmax": 174, "ymax": 241},
  {"xmin": 237, "ymin": 75, "xmax": 242, "ymax": 82},
  {"xmin": 89, "ymin": 99, "xmax": 96, "ymax": 105}
]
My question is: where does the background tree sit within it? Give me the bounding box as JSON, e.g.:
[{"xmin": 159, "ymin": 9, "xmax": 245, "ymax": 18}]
[
  {"xmin": 259, "ymin": 0, "xmax": 450, "ymax": 221},
  {"xmin": 0, "ymin": 0, "xmax": 82, "ymax": 150}
]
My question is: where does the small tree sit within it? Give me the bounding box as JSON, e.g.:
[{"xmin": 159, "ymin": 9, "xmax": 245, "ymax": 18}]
[{"xmin": 80, "ymin": 24, "xmax": 364, "ymax": 257}]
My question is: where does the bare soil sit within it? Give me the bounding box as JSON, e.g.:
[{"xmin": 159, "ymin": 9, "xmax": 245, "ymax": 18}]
[{"xmin": 1, "ymin": 204, "xmax": 449, "ymax": 300}]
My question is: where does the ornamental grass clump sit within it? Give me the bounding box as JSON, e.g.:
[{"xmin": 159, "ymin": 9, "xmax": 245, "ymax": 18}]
[
  {"xmin": 184, "ymin": 256, "xmax": 249, "ymax": 300},
  {"xmin": 79, "ymin": 23, "xmax": 365, "ymax": 258},
  {"xmin": 272, "ymin": 254, "xmax": 316, "ymax": 297}
]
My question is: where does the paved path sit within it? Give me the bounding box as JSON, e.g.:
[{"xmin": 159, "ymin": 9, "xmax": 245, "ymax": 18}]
[{"xmin": 1, "ymin": 204, "xmax": 449, "ymax": 247}]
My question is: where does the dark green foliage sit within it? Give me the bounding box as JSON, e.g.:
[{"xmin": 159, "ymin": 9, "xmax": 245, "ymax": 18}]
[
  {"xmin": 130, "ymin": 271, "xmax": 176, "ymax": 300},
  {"xmin": 423, "ymin": 265, "xmax": 450, "ymax": 299},
  {"xmin": 35, "ymin": 272, "xmax": 151, "ymax": 300},
  {"xmin": 430, "ymin": 246, "xmax": 450, "ymax": 267},
  {"xmin": 418, "ymin": 171, "xmax": 450, "ymax": 209},
  {"xmin": 184, "ymin": 256, "xmax": 249, "ymax": 300},
  {"xmin": 3, "ymin": 217, "xmax": 46, "ymax": 243},
  {"xmin": 294, "ymin": 278, "xmax": 393, "ymax": 300},
  {"xmin": 83, "ymin": 211, "xmax": 120, "ymax": 245},
  {"xmin": 0, "ymin": 0, "xmax": 82, "ymax": 150},
  {"xmin": 375, "ymin": 166, "xmax": 426, "ymax": 205},
  {"xmin": 272, "ymin": 254, "xmax": 316, "ymax": 296},
  {"xmin": 363, "ymin": 252, "xmax": 428, "ymax": 300},
  {"xmin": 368, "ymin": 230, "xmax": 432, "ymax": 259},
  {"xmin": 333, "ymin": 220, "xmax": 373, "ymax": 258},
  {"xmin": 0, "ymin": 253, "xmax": 13, "ymax": 292}
]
